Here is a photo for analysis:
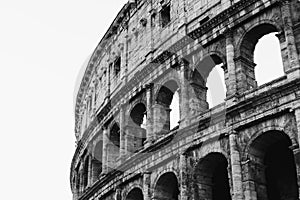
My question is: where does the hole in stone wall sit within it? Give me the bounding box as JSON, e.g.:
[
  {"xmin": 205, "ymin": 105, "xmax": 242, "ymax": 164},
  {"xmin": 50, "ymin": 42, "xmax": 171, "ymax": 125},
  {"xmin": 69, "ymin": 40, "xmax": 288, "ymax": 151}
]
[
  {"xmin": 154, "ymin": 172, "xmax": 180, "ymax": 200},
  {"xmin": 254, "ymin": 33, "xmax": 284, "ymax": 86},
  {"xmin": 249, "ymin": 131, "xmax": 299, "ymax": 200},
  {"xmin": 125, "ymin": 188, "xmax": 144, "ymax": 200},
  {"xmin": 193, "ymin": 153, "xmax": 231, "ymax": 200}
]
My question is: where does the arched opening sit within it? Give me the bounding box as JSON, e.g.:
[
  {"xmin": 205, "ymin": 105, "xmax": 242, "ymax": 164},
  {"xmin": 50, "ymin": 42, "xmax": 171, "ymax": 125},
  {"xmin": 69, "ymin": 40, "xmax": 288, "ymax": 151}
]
[
  {"xmin": 107, "ymin": 123, "xmax": 120, "ymax": 170},
  {"xmin": 248, "ymin": 131, "xmax": 299, "ymax": 200},
  {"xmin": 191, "ymin": 55, "xmax": 226, "ymax": 112},
  {"xmin": 193, "ymin": 153, "xmax": 231, "ymax": 200},
  {"xmin": 126, "ymin": 188, "xmax": 144, "ymax": 200},
  {"xmin": 154, "ymin": 172, "xmax": 180, "ymax": 200},
  {"xmin": 238, "ymin": 23, "xmax": 285, "ymax": 91},
  {"xmin": 205, "ymin": 55, "xmax": 226, "ymax": 108},
  {"xmin": 91, "ymin": 141, "xmax": 102, "ymax": 183},
  {"xmin": 254, "ymin": 33, "xmax": 285, "ymax": 86},
  {"xmin": 155, "ymin": 80, "xmax": 180, "ymax": 134},
  {"xmin": 128, "ymin": 103, "xmax": 147, "ymax": 152}
]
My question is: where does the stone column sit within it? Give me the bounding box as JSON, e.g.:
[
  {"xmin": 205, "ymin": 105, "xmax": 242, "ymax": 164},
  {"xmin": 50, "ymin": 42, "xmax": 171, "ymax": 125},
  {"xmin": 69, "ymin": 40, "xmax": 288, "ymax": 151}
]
[
  {"xmin": 102, "ymin": 128, "xmax": 109, "ymax": 174},
  {"xmin": 146, "ymin": 83, "xmax": 154, "ymax": 144},
  {"xmin": 293, "ymin": 148, "xmax": 300, "ymax": 199},
  {"xmin": 225, "ymin": 30, "xmax": 237, "ymax": 97},
  {"xmin": 293, "ymin": 107, "xmax": 300, "ymax": 198},
  {"xmin": 106, "ymin": 63, "xmax": 111, "ymax": 98},
  {"xmin": 153, "ymin": 103, "xmax": 171, "ymax": 137},
  {"xmin": 143, "ymin": 172, "xmax": 152, "ymax": 200},
  {"xmin": 87, "ymin": 155, "xmax": 92, "ymax": 187},
  {"xmin": 281, "ymin": 0, "xmax": 300, "ymax": 79},
  {"xmin": 178, "ymin": 59, "xmax": 190, "ymax": 126},
  {"xmin": 79, "ymin": 167, "xmax": 84, "ymax": 193},
  {"xmin": 229, "ymin": 132, "xmax": 243, "ymax": 200},
  {"xmin": 114, "ymin": 187, "xmax": 122, "ymax": 200},
  {"xmin": 180, "ymin": 154, "xmax": 188, "ymax": 200},
  {"xmin": 120, "ymin": 104, "xmax": 126, "ymax": 160},
  {"xmin": 241, "ymin": 159, "xmax": 257, "ymax": 200}
]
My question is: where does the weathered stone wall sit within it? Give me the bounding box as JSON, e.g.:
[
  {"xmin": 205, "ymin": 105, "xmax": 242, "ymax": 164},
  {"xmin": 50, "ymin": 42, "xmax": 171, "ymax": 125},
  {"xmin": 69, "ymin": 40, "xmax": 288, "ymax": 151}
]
[{"xmin": 71, "ymin": 0, "xmax": 300, "ymax": 200}]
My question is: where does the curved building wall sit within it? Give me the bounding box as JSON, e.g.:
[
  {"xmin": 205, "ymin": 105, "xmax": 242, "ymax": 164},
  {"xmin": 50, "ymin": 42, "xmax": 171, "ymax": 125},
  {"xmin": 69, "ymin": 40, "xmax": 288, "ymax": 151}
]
[{"xmin": 71, "ymin": 0, "xmax": 300, "ymax": 200}]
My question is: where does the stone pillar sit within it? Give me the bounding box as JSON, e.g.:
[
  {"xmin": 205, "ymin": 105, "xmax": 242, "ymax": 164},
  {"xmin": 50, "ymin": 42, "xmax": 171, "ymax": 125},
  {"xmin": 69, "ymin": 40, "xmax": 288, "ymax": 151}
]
[
  {"xmin": 188, "ymin": 82, "xmax": 208, "ymax": 115},
  {"xmin": 87, "ymin": 155, "xmax": 92, "ymax": 187},
  {"xmin": 295, "ymin": 107, "xmax": 300, "ymax": 150},
  {"xmin": 293, "ymin": 149, "xmax": 300, "ymax": 199},
  {"xmin": 146, "ymin": 83, "xmax": 154, "ymax": 144},
  {"xmin": 106, "ymin": 64, "xmax": 111, "ymax": 98},
  {"xmin": 90, "ymin": 159, "xmax": 99, "ymax": 184},
  {"xmin": 180, "ymin": 154, "xmax": 188, "ymax": 200},
  {"xmin": 229, "ymin": 132, "xmax": 243, "ymax": 200},
  {"xmin": 225, "ymin": 30, "xmax": 237, "ymax": 97},
  {"xmin": 153, "ymin": 103, "xmax": 171, "ymax": 137},
  {"xmin": 79, "ymin": 167, "xmax": 84, "ymax": 193},
  {"xmin": 114, "ymin": 187, "xmax": 122, "ymax": 200},
  {"xmin": 281, "ymin": 0, "xmax": 300, "ymax": 79},
  {"xmin": 102, "ymin": 128, "xmax": 109, "ymax": 174},
  {"xmin": 293, "ymin": 107, "xmax": 300, "ymax": 198},
  {"xmin": 178, "ymin": 59, "xmax": 190, "ymax": 126},
  {"xmin": 120, "ymin": 104, "xmax": 126, "ymax": 160},
  {"xmin": 241, "ymin": 159, "xmax": 257, "ymax": 200},
  {"xmin": 143, "ymin": 172, "xmax": 152, "ymax": 200}
]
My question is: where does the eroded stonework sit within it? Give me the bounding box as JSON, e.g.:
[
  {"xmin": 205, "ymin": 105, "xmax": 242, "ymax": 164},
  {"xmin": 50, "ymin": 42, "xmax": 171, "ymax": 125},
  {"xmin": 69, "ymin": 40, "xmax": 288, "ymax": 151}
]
[{"xmin": 71, "ymin": 0, "xmax": 300, "ymax": 200}]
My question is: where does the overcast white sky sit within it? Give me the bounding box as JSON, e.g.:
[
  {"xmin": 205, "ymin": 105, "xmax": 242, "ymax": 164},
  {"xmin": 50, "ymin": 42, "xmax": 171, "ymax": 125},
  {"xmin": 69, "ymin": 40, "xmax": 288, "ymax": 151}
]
[{"xmin": 0, "ymin": 1, "xmax": 283, "ymax": 199}]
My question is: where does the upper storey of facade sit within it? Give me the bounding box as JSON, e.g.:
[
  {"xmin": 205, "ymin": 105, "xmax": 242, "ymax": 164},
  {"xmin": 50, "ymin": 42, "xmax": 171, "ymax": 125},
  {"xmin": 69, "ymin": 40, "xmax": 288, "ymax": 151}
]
[{"xmin": 74, "ymin": 0, "xmax": 248, "ymax": 140}]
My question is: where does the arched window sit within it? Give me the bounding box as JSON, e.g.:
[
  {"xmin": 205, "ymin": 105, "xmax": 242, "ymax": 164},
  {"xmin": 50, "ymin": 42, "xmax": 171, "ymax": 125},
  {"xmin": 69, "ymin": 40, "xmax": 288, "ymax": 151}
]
[
  {"xmin": 125, "ymin": 188, "xmax": 144, "ymax": 200},
  {"xmin": 193, "ymin": 153, "xmax": 231, "ymax": 200},
  {"xmin": 205, "ymin": 55, "xmax": 226, "ymax": 108},
  {"xmin": 248, "ymin": 131, "xmax": 299, "ymax": 200},
  {"xmin": 156, "ymin": 80, "xmax": 180, "ymax": 134},
  {"xmin": 238, "ymin": 24, "xmax": 285, "ymax": 91},
  {"xmin": 91, "ymin": 141, "xmax": 102, "ymax": 183},
  {"xmin": 154, "ymin": 172, "xmax": 180, "ymax": 200},
  {"xmin": 128, "ymin": 103, "xmax": 147, "ymax": 152},
  {"xmin": 191, "ymin": 55, "xmax": 226, "ymax": 112},
  {"xmin": 107, "ymin": 123, "xmax": 120, "ymax": 170},
  {"xmin": 254, "ymin": 33, "xmax": 284, "ymax": 86}
]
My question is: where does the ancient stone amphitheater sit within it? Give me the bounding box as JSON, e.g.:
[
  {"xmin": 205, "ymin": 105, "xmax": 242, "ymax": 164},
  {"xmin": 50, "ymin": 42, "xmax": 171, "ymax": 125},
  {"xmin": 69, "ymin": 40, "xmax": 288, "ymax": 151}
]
[{"xmin": 70, "ymin": 0, "xmax": 300, "ymax": 199}]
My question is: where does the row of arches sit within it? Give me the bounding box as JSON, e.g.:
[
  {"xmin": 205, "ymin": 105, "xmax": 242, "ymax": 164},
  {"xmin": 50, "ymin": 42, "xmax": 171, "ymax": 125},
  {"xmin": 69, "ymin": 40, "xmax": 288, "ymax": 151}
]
[
  {"xmin": 121, "ymin": 130, "xmax": 299, "ymax": 200},
  {"xmin": 74, "ymin": 21, "xmax": 298, "ymax": 196}
]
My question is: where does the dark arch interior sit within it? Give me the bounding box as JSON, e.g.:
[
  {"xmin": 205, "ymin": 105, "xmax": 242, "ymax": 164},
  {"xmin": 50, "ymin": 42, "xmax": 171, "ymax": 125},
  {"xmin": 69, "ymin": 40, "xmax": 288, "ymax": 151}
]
[
  {"xmin": 92, "ymin": 141, "xmax": 103, "ymax": 179},
  {"xmin": 128, "ymin": 103, "xmax": 147, "ymax": 152},
  {"xmin": 194, "ymin": 153, "xmax": 231, "ymax": 200},
  {"xmin": 249, "ymin": 131, "xmax": 299, "ymax": 200},
  {"xmin": 157, "ymin": 80, "xmax": 179, "ymax": 106},
  {"xmin": 154, "ymin": 172, "xmax": 180, "ymax": 200},
  {"xmin": 130, "ymin": 103, "xmax": 146, "ymax": 126},
  {"xmin": 126, "ymin": 188, "xmax": 144, "ymax": 200},
  {"xmin": 110, "ymin": 123, "xmax": 120, "ymax": 147},
  {"xmin": 83, "ymin": 157, "xmax": 89, "ymax": 188}
]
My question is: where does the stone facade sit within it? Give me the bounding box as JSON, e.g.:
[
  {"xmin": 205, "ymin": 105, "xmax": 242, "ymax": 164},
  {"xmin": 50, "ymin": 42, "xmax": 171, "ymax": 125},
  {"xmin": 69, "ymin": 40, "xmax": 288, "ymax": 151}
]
[{"xmin": 71, "ymin": 0, "xmax": 300, "ymax": 200}]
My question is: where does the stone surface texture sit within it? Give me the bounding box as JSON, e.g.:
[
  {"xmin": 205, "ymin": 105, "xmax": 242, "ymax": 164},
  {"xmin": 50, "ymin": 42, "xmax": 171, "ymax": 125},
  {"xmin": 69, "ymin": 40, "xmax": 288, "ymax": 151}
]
[{"xmin": 71, "ymin": 0, "xmax": 300, "ymax": 200}]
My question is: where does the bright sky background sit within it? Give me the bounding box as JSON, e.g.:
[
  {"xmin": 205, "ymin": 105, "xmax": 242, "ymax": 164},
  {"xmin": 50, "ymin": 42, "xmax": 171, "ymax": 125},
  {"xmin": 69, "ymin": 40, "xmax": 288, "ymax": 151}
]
[
  {"xmin": 0, "ymin": 1, "xmax": 127, "ymax": 199},
  {"xmin": 0, "ymin": 1, "xmax": 284, "ymax": 199}
]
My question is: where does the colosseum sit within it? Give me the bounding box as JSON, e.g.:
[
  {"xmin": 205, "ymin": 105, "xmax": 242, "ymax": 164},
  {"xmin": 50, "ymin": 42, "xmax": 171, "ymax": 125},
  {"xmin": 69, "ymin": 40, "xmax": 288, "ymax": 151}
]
[{"xmin": 70, "ymin": 0, "xmax": 300, "ymax": 199}]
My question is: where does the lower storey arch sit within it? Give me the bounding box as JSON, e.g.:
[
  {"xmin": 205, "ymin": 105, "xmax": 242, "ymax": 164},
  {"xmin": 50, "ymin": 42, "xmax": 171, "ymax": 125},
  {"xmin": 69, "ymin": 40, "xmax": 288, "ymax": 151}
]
[
  {"xmin": 125, "ymin": 187, "xmax": 144, "ymax": 200},
  {"xmin": 247, "ymin": 130, "xmax": 299, "ymax": 200},
  {"xmin": 153, "ymin": 172, "xmax": 180, "ymax": 200},
  {"xmin": 193, "ymin": 152, "xmax": 232, "ymax": 200}
]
